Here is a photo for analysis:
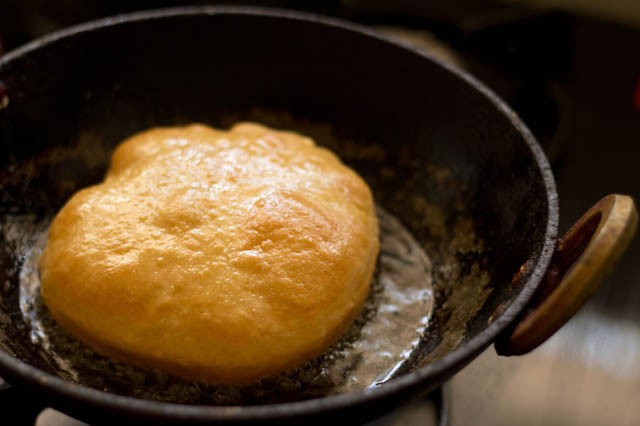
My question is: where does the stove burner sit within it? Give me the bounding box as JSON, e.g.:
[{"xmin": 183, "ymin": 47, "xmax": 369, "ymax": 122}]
[{"xmin": 1, "ymin": 385, "xmax": 450, "ymax": 425}]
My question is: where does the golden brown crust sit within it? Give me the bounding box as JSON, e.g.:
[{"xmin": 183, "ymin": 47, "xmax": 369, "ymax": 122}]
[{"xmin": 39, "ymin": 122, "xmax": 379, "ymax": 384}]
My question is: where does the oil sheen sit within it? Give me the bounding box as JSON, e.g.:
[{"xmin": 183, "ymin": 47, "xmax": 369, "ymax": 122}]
[{"xmin": 13, "ymin": 206, "xmax": 433, "ymax": 404}]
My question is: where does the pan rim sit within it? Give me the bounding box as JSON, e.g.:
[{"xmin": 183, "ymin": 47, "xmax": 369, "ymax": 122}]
[{"xmin": 0, "ymin": 5, "xmax": 559, "ymax": 422}]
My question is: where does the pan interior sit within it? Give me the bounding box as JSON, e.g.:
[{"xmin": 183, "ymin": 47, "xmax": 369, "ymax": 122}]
[
  {"xmin": 0, "ymin": 10, "xmax": 551, "ymax": 407},
  {"xmin": 0, "ymin": 111, "xmax": 489, "ymax": 404}
]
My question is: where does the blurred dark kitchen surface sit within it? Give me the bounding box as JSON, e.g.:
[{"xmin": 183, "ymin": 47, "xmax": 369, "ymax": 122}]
[{"xmin": 1, "ymin": 1, "xmax": 639, "ymax": 425}]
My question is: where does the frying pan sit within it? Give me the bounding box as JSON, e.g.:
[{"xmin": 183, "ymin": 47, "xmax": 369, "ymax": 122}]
[{"xmin": 0, "ymin": 6, "xmax": 636, "ymax": 425}]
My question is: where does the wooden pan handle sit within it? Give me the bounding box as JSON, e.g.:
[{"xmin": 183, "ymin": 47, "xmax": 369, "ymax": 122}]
[{"xmin": 496, "ymin": 194, "xmax": 638, "ymax": 356}]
